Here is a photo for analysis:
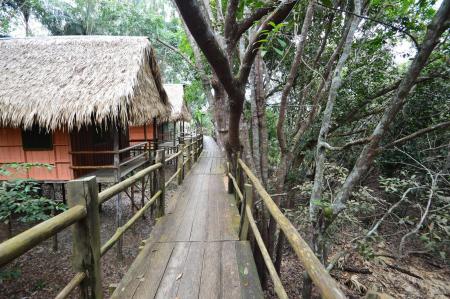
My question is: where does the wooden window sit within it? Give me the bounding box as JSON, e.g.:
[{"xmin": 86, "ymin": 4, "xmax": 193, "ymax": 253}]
[{"xmin": 22, "ymin": 125, "xmax": 53, "ymax": 150}]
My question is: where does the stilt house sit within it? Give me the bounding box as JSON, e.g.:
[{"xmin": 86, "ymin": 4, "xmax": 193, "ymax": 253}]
[{"xmin": 0, "ymin": 36, "xmax": 171, "ymax": 183}]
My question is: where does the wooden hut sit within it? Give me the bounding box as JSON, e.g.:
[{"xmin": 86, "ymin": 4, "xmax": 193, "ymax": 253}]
[
  {"xmin": 0, "ymin": 36, "xmax": 171, "ymax": 183},
  {"xmin": 161, "ymin": 83, "xmax": 192, "ymax": 143},
  {"xmin": 129, "ymin": 83, "xmax": 191, "ymax": 149}
]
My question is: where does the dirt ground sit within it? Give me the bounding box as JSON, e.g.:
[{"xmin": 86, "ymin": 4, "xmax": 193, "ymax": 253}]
[
  {"xmin": 0, "ymin": 166, "xmax": 179, "ymax": 299},
  {"xmin": 1, "ymin": 162, "xmax": 449, "ymax": 298},
  {"xmin": 263, "ymin": 231, "xmax": 450, "ymax": 299}
]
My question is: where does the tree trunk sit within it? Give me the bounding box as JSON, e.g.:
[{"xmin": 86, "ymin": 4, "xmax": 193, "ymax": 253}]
[
  {"xmin": 255, "ymin": 54, "xmax": 269, "ymax": 187},
  {"xmin": 212, "ymin": 79, "xmax": 229, "ymax": 150}
]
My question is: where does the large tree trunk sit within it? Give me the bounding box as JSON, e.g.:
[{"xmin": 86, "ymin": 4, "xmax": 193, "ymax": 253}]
[
  {"xmin": 250, "ymin": 66, "xmax": 262, "ymax": 180},
  {"xmin": 255, "ymin": 54, "xmax": 269, "ymax": 187},
  {"xmin": 309, "ymin": 0, "xmax": 362, "ymax": 257},
  {"xmin": 212, "ymin": 78, "xmax": 229, "ymax": 150}
]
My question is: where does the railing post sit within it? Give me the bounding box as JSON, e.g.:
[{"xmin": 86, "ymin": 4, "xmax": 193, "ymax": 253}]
[
  {"xmin": 186, "ymin": 138, "xmax": 192, "ymax": 172},
  {"xmin": 227, "ymin": 154, "xmax": 235, "ymax": 194},
  {"xmin": 177, "ymin": 143, "xmax": 184, "ymax": 185},
  {"xmin": 190, "ymin": 137, "xmax": 195, "ymax": 166},
  {"xmin": 155, "ymin": 149, "xmax": 165, "ymax": 217},
  {"xmin": 194, "ymin": 136, "xmax": 199, "ymax": 163},
  {"xmin": 235, "ymin": 152, "xmax": 241, "ymax": 204},
  {"xmin": 239, "ymin": 183, "xmax": 253, "ymax": 241},
  {"xmin": 67, "ymin": 176, "xmax": 103, "ymax": 299}
]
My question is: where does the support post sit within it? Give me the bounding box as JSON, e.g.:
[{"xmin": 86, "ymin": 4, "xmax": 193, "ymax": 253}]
[
  {"xmin": 240, "ymin": 183, "xmax": 253, "ymax": 240},
  {"xmin": 186, "ymin": 139, "xmax": 191, "ymax": 172},
  {"xmin": 155, "ymin": 149, "xmax": 165, "ymax": 217},
  {"xmin": 193, "ymin": 135, "xmax": 198, "ymax": 163},
  {"xmin": 67, "ymin": 176, "xmax": 103, "ymax": 299},
  {"xmin": 113, "ymin": 127, "xmax": 123, "ymax": 259},
  {"xmin": 51, "ymin": 183, "xmax": 58, "ymax": 252},
  {"xmin": 235, "ymin": 151, "xmax": 241, "ymax": 204},
  {"xmin": 177, "ymin": 144, "xmax": 184, "ymax": 185},
  {"xmin": 190, "ymin": 137, "xmax": 195, "ymax": 166}
]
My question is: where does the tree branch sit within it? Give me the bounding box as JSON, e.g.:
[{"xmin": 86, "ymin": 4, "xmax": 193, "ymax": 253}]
[
  {"xmin": 238, "ymin": 0, "xmax": 298, "ymax": 85},
  {"xmin": 276, "ymin": 0, "xmax": 315, "ymax": 154},
  {"xmin": 381, "ymin": 121, "xmax": 450, "ymax": 150},
  {"xmin": 154, "ymin": 37, "xmax": 196, "ymax": 70},
  {"xmin": 314, "ymin": 1, "xmax": 420, "ymax": 49},
  {"xmin": 173, "ymin": 0, "xmax": 238, "ymax": 99}
]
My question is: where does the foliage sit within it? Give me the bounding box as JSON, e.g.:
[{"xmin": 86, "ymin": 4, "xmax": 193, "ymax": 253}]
[
  {"xmin": 0, "ymin": 268, "xmax": 21, "ymax": 283},
  {"xmin": 0, "ymin": 179, "xmax": 66, "ymax": 224},
  {"xmin": 0, "ymin": 163, "xmax": 65, "ymax": 225}
]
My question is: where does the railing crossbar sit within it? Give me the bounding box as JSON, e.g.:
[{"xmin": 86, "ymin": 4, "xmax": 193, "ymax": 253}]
[
  {"xmin": 101, "ymin": 190, "xmax": 162, "ymax": 256},
  {"xmin": 246, "ymin": 206, "xmax": 288, "ymax": 299},
  {"xmin": 0, "ymin": 205, "xmax": 86, "ymax": 267},
  {"xmin": 237, "ymin": 158, "xmax": 345, "ymax": 299},
  {"xmin": 55, "ymin": 272, "xmax": 86, "ymax": 299},
  {"xmin": 99, "ymin": 163, "xmax": 162, "ymax": 204}
]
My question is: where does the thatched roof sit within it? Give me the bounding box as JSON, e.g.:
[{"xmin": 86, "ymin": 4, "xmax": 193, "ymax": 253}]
[
  {"xmin": 163, "ymin": 84, "xmax": 192, "ymax": 122},
  {"xmin": 0, "ymin": 36, "xmax": 171, "ymax": 131}
]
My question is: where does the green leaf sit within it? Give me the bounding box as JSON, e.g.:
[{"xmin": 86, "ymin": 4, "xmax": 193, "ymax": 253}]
[
  {"xmin": 274, "ymin": 47, "xmax": 284, "ymax": 56},
  {"xmin": 277, "ymin": 38, "xmax": 287, "ymax": 48},
  {"xmin": 320, "ymin": 0, "xmax": 332, "ymax": 7}
]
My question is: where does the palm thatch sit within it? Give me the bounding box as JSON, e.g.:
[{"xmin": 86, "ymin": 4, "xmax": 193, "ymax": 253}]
[
  {"xmin": 163, "ymin": 84, "xmax": 192, "ymax": 122},
  {"xmin": 0, "ymin": 36, "xmax": 171, "ymax": 131}
]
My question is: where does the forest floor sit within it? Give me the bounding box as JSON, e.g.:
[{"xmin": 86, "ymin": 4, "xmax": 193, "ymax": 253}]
[
  {"xmin": 0, "ymin": 166, "xmax": 179, "ymax": 299},
  {"xmin": 264, "ymin": 218, "xmax": 450, "ymax": 298},
  {"xmin": 1, "ymin": 164, "xmax": 449, "ymax": 298}
]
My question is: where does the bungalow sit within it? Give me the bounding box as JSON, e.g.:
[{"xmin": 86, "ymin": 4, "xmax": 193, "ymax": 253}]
[
  {"xmin": 129, "ymin": 83, "xmax": 191, "ymax": 151},
  {"xmin": 0, "ymin": 36, "xmax": 171, "ymax": 183}
]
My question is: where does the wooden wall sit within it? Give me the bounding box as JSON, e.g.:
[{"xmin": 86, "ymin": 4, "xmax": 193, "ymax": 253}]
[
  {"xmin": 129, "ymin": 124, "xmax": 154, "ymax": 143},
  {"xmin": 0, "ymin": 128, "xmax": 73, "ymax": 181}
]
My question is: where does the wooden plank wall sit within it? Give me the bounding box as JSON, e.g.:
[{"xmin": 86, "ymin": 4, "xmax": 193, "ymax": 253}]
[
  {"xmin": 0, "ymin": 128, "xmax": 73, "ymax": 181},
  {"xmin": 129, "ymin": 124, "xmax": 154, "ymax": 143}
]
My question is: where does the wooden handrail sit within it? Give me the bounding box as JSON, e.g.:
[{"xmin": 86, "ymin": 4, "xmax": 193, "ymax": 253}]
[
  {"xmin": 238, "ymin": 159, "xmax": 346, "ymax": 299},
  {"xmin": 0, "ymin": 205, "xmax": 86, "ymax": 267},
  {"xmin": 101, "ymin": 190, "xmax": 162, "ymax": 256},
  {"xmin": 246, "ymin": 206, "xmax": 288, "ymax": 299},
  {"xmin": 228, "ymin": 172, "xmax": 243, "ymax": 202},
  {"xmin": 98, "ymin": 163, "xmax": 162, "ymax": 204},
  {"xmin": 165, "ymin": 151, "xmax": 181, "ymax": 163},
  {"xmin": 165, "ymin": 168, "xmax": 181, "ymax": 188},
  {"xmin": 118, "ymin": 142, "xmax": 148, "ymax": 154},
  {"xmin": 70, "ymin": 142, "xmax": 148, "ymax": 155},
  {"xmin": 70, "ymin": 165, "xmax": 117, "ymax": 170},
  {"xmin": 55, "ymin": 272, "xmax": 86, "ymax": 299},
  {"xmin": 119, "ymin": 152, "xmax": 147, "ymax": 167}
]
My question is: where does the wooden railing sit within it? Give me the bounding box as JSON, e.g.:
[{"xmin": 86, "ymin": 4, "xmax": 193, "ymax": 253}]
[
  {"xmin": 227, "ymin": 157, "xmax": 346, "ymax": 299},
  {"xmin": 70, "ymin": 141, "xmax": 150, "ymax": 171},
  {"xmin": 0, "ymin": 134, "xmax": 204, "ymax": 299}
]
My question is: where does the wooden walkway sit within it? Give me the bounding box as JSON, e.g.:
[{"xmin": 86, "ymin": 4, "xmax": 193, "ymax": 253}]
[{"xmin": 112, "ymin": 136, "xmax": 263, "ymax": 299}]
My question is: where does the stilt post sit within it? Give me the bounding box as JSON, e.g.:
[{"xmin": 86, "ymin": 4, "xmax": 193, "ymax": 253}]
[
  {"xmin": 67, "ymin": 176, "xmax": 103, "ymax": 299},
  {"xmin": 177, "ymin": 143, "xmax": 184, "ymax": 185},
  {"xmin": 155, "ymin": 149, "xmax": 165, "ymax": 217},
  {"xmin": 240, "ymin": 183, "xmax": 253, "ymax": 240}
]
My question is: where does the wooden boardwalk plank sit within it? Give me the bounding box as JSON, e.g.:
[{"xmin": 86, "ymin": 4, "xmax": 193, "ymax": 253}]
[
  {"xmin": 221, "ymin": 241, "xmax": 242, "ymax": 299},
  {"xmin": 198, "ymin": 242, "xmax": 221, "ymax": 299},
  {"xmin": 154, "ymin": 242, "xmax": 190, "ymax": 299},
  {"xmin": 176, "ymin": 242, "xmax": 206, "ymax": 298},
  {"xmin": 111, "ymin": 137, "xmax": 263, "ymax": 299}
]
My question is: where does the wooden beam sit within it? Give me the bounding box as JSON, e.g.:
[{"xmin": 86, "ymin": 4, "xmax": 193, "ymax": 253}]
[
  {"xmin": 238, "ymin": 159, "xmax": 346, "ymax": 299},
  {"xmin": 155, "ymin": 149, "xmax": 165, "ymax": 217},
  {"xmin": 67, "ymin": 176, "xmax": 103, "ymax": 299},
  {"xmin": 0, "ymin": 206, "xmax": 86, "ymax": 267}
]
